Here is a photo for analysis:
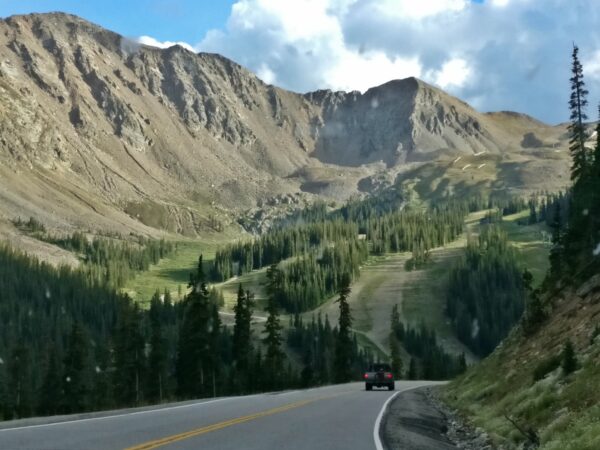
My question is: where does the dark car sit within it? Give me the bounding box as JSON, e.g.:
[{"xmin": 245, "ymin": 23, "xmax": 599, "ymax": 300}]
[{"xmin": 364, "ymin": 363, "xmax": 394, "ymax": 391}]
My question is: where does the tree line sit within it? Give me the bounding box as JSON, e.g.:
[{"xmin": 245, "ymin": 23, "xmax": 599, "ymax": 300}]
[
  {"xmin": 389, "ymin": 305, "xmax": 466, "ymax": 380},
  {"xmin": 210, "ymin": 202, "xmax": 469, "ymax": 313},
  {"xmin": 0, "ymin": 246, "xmax": 366, "ymax": 420}
]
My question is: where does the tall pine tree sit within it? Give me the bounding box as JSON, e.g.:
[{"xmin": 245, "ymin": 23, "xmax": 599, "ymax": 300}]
[
  {"xmin": 569, "ymin": 44, "xmax": 589, "ymax": 186},
  {"xmin": 334, "ymin": 274, "xmax": 353, "ymax": 383},
  {"xmin": 232, "ymin": 284, "xmax": 254, "ymax": 390},
  {"xmin": 176, "ymin": 281, "xmax": 213, "ymax": 399},
  {"xmin": 63, "ymin": 322, "xmax": 93, "ymax": 414},
  {"xmin": 147, "ymin": 292, "xmax": 168, "ymax": 403},
  {"xmin": 263, "ymin": 265, "xmax": 285, "ymax": 390}
]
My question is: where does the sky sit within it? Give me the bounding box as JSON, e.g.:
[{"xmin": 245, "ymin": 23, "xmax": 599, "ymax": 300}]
[{"xmin": 1, "ymin": 0, "xmax": 599, "ymax": 124}]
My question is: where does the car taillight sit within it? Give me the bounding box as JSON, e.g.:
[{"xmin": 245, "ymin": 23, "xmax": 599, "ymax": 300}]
[
  {"xmin": 364, "ymin": 373, "xmax": 369, "ymax": 379},
  {"xmin": 385, "ymin": 373, "xmax": 393, "ymax": 379}
]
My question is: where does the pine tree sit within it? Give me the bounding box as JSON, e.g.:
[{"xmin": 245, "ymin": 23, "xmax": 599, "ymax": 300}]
[
  {"xmin": 549, "ymin": 202, "xmax": 563, "ymax": 280},
  {"xmin": 39, "ymin": 345, "xmax": 62, "ymax": 416},
  {"xmin": 522, "ymin": 269, "xmax": 546, "ymax": 334},
  {"xmin": 389, "ymin": 305, "xmax": 403, "ymax": 378},
  {"xmin": 63, "ymin": 322, "xmax": 93, "ymax": 414},
  {"xmin": 408, "ymin": 357, "xmax": 418, "ymax": 380},
  {"xmin": 389, "ymin": 335, "xmax": 403, "ymax": 379},
  {"xmin": 562, "ymin": 340, "xmax": 578, "ymax": 375},
  {"xmin": 176, "ymin": 282, "xmax": 212, "ymax": 398},
  {"xmin": 263, "ymin": 265, "xmax": 284, "ymax": 390},
  {"xmin": 591, "ymin": 104, "xmax": 600, "ymax": 251},
  {"xmin": 113, "ymin": 303, "xmax": 146, "ymax": 406},
  {"xmin": 458, "ymin": 353, "xmax": 467, "ymax": 374},
  {"xmin": 333, "ymin": 274, "xmax": 353, "ymax": 383},
  {"xmin": 147, "ymin": 293, "xmax": 168, "ymax": 403},
  {"xmin": 7, "ymin": 345, "xmax": 34, "ymax": 419},
  {"xmin": 391, "ymin": 304, "xmax": 401, "ymax": 336},
  {"xmin": 568, "ymin": 44, "xmax": 590, "ymax": 186},
  {"xmin": 232, "ymin": 284, "xmax": 254, "ymax": 378},
  {"xmin": 208, "ymin": 303, "xmax": 222, "ymax": 398}
]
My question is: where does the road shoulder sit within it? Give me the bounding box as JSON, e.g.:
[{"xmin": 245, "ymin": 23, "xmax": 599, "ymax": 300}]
[{"xmin": 382, "ymin": 386, "xmax": 495, "ymax": 450}]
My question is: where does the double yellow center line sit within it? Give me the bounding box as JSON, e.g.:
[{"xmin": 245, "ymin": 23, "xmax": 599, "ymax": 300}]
[{"xmin": 124, "ymin": 397, "xmax": 323, "ymax": 450}]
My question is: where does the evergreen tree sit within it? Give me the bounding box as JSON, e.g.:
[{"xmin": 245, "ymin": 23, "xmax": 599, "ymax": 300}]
[
  {"xmin": 389, "ymin": 335, "xmax": 403, "ymax": 379},
  {"xmin": 232, "ymin": 284, "xmax": 254, "ymax": 388},
  {"xmin": 63, "ymin": 322, "xmax": 93, "ymax": 414},
  {"xmin": 113, "ymin": 303, "xmax": 146, "ymax": 406},
  {"xmin": 408, "ymin": 358, "xmax": 418, "ymax": 380},
  {"xmin": 38, "ymin": 346, "xmax": 62, "ymax": 416},
  {"xmin": 522, "ymin": 269, "xmax": 546, "ymax": 334},
  {"xmin": 147, "ymin": 292, "xmax": 168, "ymax": 403},
  {"xmin": 208, "ymin": 303, "xmax": 222, "ymax": 398},
  {"xmin": 568, "ymin": 44, "xmax": 590, "ymax": 186},
  {"xmin": 548, "ymin": 202, "xmax": 563, "ymax": 280},
  {"xmin": 263, "ymin": 266, "xmax": 285, "ymax": 389},
  {"xmin": 458, "ymin": 353, "xmax": 467, "ymax": 373},
  {"xmin": 591, "ymin": 104, "xmax": 600, "ymax": 251},
  {"xmin": 333, "ymin": 275, "xmax": 353, "ymax": 383},
  {"xmin": 7, "ymin": 345, "xmax": 34, "ymax": 419},
  {"xmin": 562, "ymin": 340, "xmax": 578, "ymax": 375},
  {"xmin": 176, "ymin": 281, "xmax": 213, "ymax": 399},
  {"xmin": 389, "ymin": 305, "xmax": 403, "ymax": 378}
]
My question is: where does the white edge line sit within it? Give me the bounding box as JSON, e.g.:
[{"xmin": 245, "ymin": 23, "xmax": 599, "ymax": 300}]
[
  {"xmin": 373, "ymin": 383, "xmax": 439, "ymax": 450},
  {"xmin": 0, "ymin": 395, "xmax": 261, "ymax": 432},
  {"xmin": 0, "ymin": 386, "xmax": 315, "ymax": 433}
]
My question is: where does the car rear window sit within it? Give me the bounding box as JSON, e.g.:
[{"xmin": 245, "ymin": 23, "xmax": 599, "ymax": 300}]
[{"xmin": 369, "ymin": 363, "xmax": 392, "ymax": 372}]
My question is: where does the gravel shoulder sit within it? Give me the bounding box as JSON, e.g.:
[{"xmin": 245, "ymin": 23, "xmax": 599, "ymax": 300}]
[{"xmin": 382, "ymin": 386, "xmax": 495, "ymax": 450}]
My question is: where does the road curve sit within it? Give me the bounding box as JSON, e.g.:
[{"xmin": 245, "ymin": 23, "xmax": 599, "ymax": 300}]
[{"xmin": 0, "ymin": 381, "xmax": 442, "ymax": 450}]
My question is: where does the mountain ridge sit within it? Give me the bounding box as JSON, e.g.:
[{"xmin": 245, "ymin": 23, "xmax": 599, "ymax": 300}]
[{"xmin": 0, "ymin": 12, "xmax": 571, "ymax": 256}]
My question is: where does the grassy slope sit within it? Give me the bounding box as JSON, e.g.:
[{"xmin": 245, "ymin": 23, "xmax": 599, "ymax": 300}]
[
  {"xmin": 444, "ymin": 276, "xmax": 600, "ymax": 450},
  {"xmin": 121, "ymin": 210, "xmax": 549, "ymax": 363},
  {"xmin": 119, "ymin": 207, "xmax": 551, "ymax": 375},
  {"xmin": 122, "ymin": 231, "xmax": 235, "ymax": 303}
]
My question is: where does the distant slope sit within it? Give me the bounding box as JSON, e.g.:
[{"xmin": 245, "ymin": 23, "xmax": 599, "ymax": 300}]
[{"xmin": 0, "ymin": 12, "xmax": 571, "ymax": 255}]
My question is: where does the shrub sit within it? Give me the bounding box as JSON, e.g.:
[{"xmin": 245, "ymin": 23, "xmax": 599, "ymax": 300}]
[
  {"xmin": 562, "ymin": 340, "xmax": 578, "ymax": 375},
  {"xmin": 533, "ymin": 355, "xmax": 561, "ymax": 381}
]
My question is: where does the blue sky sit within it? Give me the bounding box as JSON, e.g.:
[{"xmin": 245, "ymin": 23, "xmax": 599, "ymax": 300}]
[
  {"xmin": 1, "ymin": 0, "xmax": 599, "ymax": 124},
  {"xmin": 0, "ymin": 0, "xmax": 235, "ymax": 42}
]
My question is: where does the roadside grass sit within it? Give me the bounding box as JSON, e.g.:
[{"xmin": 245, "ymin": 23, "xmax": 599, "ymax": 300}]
[{"xmin": 444, "ymin": 291, "xmax": 600, "ymax": 449}]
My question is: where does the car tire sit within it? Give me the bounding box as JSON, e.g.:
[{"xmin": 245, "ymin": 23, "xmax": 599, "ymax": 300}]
[
  {"xmin": 389, "ymin": 383, "xmax": 395, "ymax": 391},
  {"xmin": 366, "ymin": 384, "xmax": 372, "ymax": 391}
]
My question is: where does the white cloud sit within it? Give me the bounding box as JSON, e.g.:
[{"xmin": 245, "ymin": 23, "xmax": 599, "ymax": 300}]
[
  {"xmin": 137, "ymin": 35, "xmax": 195, "ymax": 52},
  {"xmin": 585, "ymin": 50, "xmax": 600, "ymax": 81},
  {"xmin": 136, "ymin": 0, "xmax": 600, "ymax": 123},
  {"xmin": 196, "ymin": 0, "xmax": 423, "ymax": 94},
  {"xmin": 376, "ymin": 0, "xmax": 467, "ymax": 19},
  {"xmin": 257, "ymin": 63, "xmax": 277, "ymax": 84},
  {"xmin": 430, "ymin": 58, "xmax": 472, "ymax": 89},
  {"xmin": 326, "ymin": 50, "xmax": 422, "ymax": 92}
]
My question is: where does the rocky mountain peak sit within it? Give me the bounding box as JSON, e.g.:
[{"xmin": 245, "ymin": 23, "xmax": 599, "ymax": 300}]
[{"xmin": 0, "ymin": 12, "xmax": 570, "ymax": 244}]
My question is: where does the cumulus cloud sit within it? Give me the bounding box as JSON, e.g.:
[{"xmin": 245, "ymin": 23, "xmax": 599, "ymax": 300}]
[
  {"xmin": 376, "ymin": 0, "xmax": 468, "ymax": 19},
  {"xmin": 138, "ymin": 0, "xmax": 600, "ymax": 123},
  {"xmin": 430, "ymin": 58, "xmax": 472, "ymax": 89},
  {"xmin": 137, "ymin": 35, "xmax": 195, "ymax": 52},
  {"xmin": 585, "ymin": 50, "xmax": 600, "ymax": 82}
]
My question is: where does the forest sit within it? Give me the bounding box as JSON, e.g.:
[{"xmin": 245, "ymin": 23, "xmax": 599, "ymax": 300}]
[
  {"xmin": 211, "ymin": 202, "xmax": 468, "ymax": 312},
  {"xmin": 445, "ymin": 226, "xmax": 526, "ymax": 357}
]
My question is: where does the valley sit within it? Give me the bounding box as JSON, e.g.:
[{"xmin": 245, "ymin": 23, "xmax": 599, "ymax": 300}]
[{"xmin": 1, "ymin": 9, "xmax": 599, "ymax": 450}]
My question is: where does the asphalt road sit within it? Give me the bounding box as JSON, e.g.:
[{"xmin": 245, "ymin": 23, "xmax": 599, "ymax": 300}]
[{"xmin": 0, "ymin": 381, "xmax": 442, "ymax": 450}]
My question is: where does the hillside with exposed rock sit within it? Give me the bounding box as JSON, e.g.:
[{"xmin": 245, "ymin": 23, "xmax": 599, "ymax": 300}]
[{"xmin": 0, "ymin": 12, "xmax": 572, "ymax": 253}]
